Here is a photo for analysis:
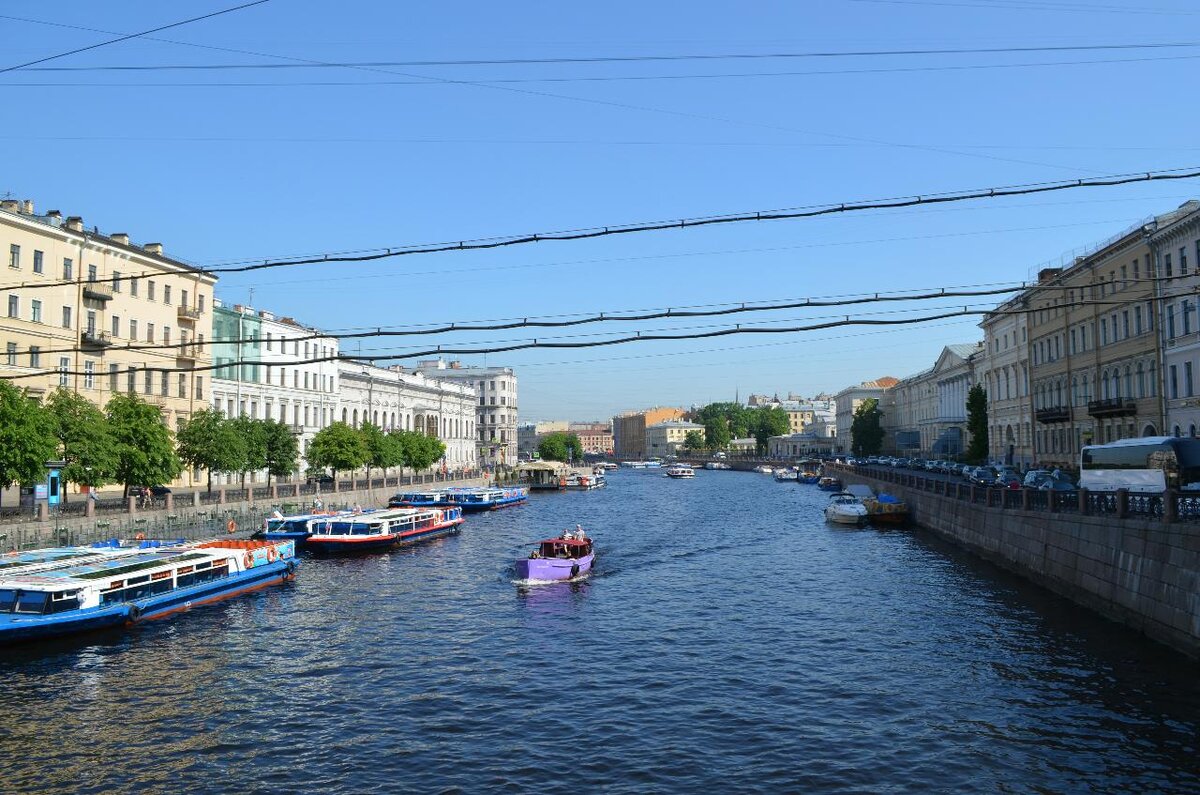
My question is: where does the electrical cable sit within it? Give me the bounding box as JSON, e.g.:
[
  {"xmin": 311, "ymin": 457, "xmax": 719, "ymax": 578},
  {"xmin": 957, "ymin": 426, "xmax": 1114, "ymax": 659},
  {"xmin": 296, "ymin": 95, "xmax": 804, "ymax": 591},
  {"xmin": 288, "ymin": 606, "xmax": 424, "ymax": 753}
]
[
  {"xmin": 4, "ymin": 165, "xmax": 1198, "ymax": 294},
  {"xmin": 0, "ymin": 1, "xmax": 271, "ymax": 75}
]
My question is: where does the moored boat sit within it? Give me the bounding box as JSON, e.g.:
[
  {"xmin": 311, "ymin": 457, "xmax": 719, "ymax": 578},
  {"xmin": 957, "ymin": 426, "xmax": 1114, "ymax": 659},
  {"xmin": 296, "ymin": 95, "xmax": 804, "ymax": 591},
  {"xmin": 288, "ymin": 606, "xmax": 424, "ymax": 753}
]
[
  {"xmin": 665, "ymin": 464, "xmax": 695, "ymax": 478},
  {"xmin": 563, "ymin": 471, "xmax": 606, "ymax": 490},
  {"xmin": 774, "ymin": 468, "xmax": 798, "ymax": 482},
  {"xmin": 388, "ymin": 490, "xmax": 449, "ymax": 508},
  {"xmin": 845, "ymin": 484, "xmax": 909, "ymax": 524},
  {"xmin": 514, "ymin": 528, "xmax": 595, "ymax": 582},
  {"xmin": 705, "ymin": 462, "xmax": 731, "ymax": 470},
  {"xmin": 824, "ymin": 492, "xmax": 870, "ymax": 526},
  {"xmin": 754, "ymin": 465, "xmax": 775, "ymax": 474},
  {"xmin": 256, "ymin": 510, "xmax": 349, "ymax": 546},
  {"xmin": 816, "ymin": 476, "xmax": 843, "ymax": 491},
  {"xmin": 445, "ymin": 486, "xmax": 529, "ymax": 511},
  {"xmin": 306, "ymin": 507, "xmax": 464, "ymax": 555},
  {"xmin": 0, "ymin": 538, "xmax": 297, "ymax": 644}
]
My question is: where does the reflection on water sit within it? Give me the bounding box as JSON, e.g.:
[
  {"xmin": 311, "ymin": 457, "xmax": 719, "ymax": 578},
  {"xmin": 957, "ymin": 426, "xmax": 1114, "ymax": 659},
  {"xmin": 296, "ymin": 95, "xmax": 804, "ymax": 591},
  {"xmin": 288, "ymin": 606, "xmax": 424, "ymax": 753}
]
[{"xmin": 1, "ymin": 469, "xmax": 1198, "ymax": 793}]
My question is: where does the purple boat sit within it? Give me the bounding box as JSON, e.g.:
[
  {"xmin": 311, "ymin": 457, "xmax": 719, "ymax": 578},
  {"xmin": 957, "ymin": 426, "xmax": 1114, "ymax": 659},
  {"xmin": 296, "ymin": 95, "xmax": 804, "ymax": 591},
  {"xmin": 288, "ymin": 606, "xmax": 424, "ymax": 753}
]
[{"xmin": 515, "ymin": 529, "xmax": 595, "ymax": 582}]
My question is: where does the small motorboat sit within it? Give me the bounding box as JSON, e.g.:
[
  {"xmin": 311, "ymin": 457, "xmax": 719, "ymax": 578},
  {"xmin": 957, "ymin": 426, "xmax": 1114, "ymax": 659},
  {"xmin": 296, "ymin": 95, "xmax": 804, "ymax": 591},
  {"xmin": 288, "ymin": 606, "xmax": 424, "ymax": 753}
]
[
  {"xmin": 845, "ymin": 484, "xmax": 909, "ymax": 524},
  {"xmin": 754, "ymin": 465, "xmax": 775, "ymax": 474},
  {"xmin": 816, "ymin": 476, "xmax": 842, "ymax": 492},
  {"xmin": 515, "ymin": 527, "xmax": 595, "ymax": 582},
  {"xmin": 824, "ymin": 492, "xmax": 870, "ymax": 526},
  {"xmin": 774, "ymin": 468, "xmax": 798, "ymax": 482},
  {"xmin": 665, "ymin": 464, "xmax": 695, "ymax": 478}
]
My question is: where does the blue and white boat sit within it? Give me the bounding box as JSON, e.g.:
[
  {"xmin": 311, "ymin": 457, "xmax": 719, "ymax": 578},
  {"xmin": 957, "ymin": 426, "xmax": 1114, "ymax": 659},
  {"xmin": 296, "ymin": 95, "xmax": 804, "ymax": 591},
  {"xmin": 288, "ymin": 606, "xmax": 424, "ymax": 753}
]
[
  {"xmin": 307, "ymin": 507, "xmax": 464, "ymax": 555},
  {"xmin": 446, "ymin": 486, "xmax": 528, "ymax": 512},
  {"xmin": 0, "ymin": 539, "xmax": 297, "ymax": 644},
  {"xmin": 255, "ymin": 510, "xmax": 351, "ymax": 546},
  {"xmin": 388, "ymin": 490, "xmax": 449, "ymax": 508}
]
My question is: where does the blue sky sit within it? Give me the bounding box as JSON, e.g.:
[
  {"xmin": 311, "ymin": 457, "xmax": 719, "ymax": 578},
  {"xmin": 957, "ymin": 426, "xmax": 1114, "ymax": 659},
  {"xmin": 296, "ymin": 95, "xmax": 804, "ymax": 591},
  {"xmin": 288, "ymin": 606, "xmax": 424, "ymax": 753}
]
[{"xmin": 4, "ymin": 1, "xmax": 1200, "ymax": 420}]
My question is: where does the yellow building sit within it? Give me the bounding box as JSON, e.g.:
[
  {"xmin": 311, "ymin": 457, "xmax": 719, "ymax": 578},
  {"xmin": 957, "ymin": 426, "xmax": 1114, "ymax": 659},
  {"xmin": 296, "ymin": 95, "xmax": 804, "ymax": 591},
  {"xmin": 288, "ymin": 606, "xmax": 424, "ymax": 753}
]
[
  {"xmin": 645, "ymin": 420, "xmax": 705, "ymax": 458},
  {"xmin": 0, "ymin": 199, "xmax": 216, "ymax": 439},
  {"xmin": 612, "ymin": 406, "xmax": 686, "ymax": 459}
]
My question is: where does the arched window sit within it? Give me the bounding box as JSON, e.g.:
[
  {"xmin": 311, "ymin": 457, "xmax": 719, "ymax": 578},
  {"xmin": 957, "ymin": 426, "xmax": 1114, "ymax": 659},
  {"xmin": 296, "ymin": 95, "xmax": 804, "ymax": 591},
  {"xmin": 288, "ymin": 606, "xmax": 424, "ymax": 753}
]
[
  {"xmin": 1137, "ymin": 362, "xmax": 1145, "ymax": 398},
  {"xmin": 1174, "ymin": 425, "xmax": 1182, "ymax": 438},
  {"xmin": 1082, "ymin": 374, "xmax": 1089, "ymax": 401},
  {"xmin": 1149, "ymin": 363, "xmax": 1157, "ymax": 397},
  {"xmin": 352, "ymin": 409, "xmax": 359, "ymax": 427},
  {"xmin": 1143, "ymin": 424, "xmax": 1157, "ymax": 437},
  {"xmin": 341, "ymin": 408, "xmax": 348, "ymax": 423},
  {"xmin": 1112, "ymin": 371, "xmax": 1120, "ymax": 399},
  {"xmin": 1071, "ymin": 377, "xmax": 1079, "ymax": 405},
  {"xmin": 1124, "ymin": 366, "xmax": 1132, "ymax": 398},
  {"xmin": 1191, "ymin": 424, "xmax": 1197, "ymax": 438},
  {"xmin": 1102, "ymin": 371, "xmax": 1110, "ymax": 399}
]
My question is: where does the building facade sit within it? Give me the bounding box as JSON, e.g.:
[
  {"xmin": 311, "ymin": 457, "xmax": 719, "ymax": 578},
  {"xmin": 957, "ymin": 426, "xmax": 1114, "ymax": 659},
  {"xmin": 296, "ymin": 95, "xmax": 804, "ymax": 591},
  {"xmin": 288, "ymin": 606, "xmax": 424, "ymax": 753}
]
[
  {"xmin": 209, "ymin": 302, "xmax": 340, "ymax": 480},
  {"xmin": 1151, "ymin": 202, "xmax": 1200, "ymax": 437},
  {"xmin": 645, "ymin": 420, "xmax": 705, "ymax": 457},
  {"xmin": 881, "ymin": 344, "xmax": 983, "ymax": 458},
  {"xmin": 415, "ymin": 360, "xmax": 518, "ymax": 467},
  {"xmin": 569, "ymin": 422, "xmax": 614, "ymax": 455},
  {"xmin": 834, "ymin": 377, "xmax": 897, "ymax": 452},
  {"xmin": 338, "ymin": 364, "xmax": 477, "ymax": 470},
  {"xmin": 612, "ymin": 406, "xmax": 686, "ymax": 459},
  {"xmin": 0, "ymin": 199, "xmax": 216, "ymax": 485},
  {"xmin": 979, "ymin": 295, "xmax": 1032, "ymax": 466}
]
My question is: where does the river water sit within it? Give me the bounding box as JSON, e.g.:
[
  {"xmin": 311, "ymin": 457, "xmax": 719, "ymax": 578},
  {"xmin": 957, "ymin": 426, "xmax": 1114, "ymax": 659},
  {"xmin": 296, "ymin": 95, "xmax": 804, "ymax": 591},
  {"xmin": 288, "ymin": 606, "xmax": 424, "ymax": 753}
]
[{"xmin": 1, "ymin": 469, "xmax": 1198, "ymax": 794}]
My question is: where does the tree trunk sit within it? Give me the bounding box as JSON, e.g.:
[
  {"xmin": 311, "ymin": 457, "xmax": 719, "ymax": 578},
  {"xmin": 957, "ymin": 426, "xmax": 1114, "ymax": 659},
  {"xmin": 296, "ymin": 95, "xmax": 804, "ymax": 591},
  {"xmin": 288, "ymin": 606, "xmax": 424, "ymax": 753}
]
[{"xmin": 207, "ymin": 469, "xmax": 213, "ymax": 494}]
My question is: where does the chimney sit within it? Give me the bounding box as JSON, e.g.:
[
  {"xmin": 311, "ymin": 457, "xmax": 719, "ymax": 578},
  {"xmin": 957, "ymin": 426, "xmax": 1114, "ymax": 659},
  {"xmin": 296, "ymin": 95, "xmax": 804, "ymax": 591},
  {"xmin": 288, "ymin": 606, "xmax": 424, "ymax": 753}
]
[
  {"xmin": 110, "ymin": 233, "xmax": 130, "ymax": 246},
  {"xmin": 47, "ymin": 210, "xmax": 62, "ymax": 221},
  {"xmin": 143, "ymin": 242, "xmax": 163, "ymax": 255},
  {"xmin": 1037, "ymin": 267, "xmax": 1063, "ymax": 284},
  {"xmin": 450, "ymin": 360, "xmax": 462, "ymax": 369},
  {"xmin": 20, "ymin": 200, "xmax": 33, "ymax": 215},
  {"xmin": 65, "ymin": 216, "xmax": 84, "ymax": 232},
  {"xmin": 0, "ymin": 200, "xmax": 18, "ymax": 213}
]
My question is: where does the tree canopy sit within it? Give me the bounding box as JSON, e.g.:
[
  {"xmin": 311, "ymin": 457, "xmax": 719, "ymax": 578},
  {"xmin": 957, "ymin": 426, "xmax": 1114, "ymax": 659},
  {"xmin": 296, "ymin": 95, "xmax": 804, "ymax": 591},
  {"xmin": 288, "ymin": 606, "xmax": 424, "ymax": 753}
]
[
  {"xmin": 965, "ymin": 383, "xmax": 989, "ymax": 464},
  {"xmin": 361, "ymin": 422, "xmax": 406, "ymax": 478},
  {"xmin": 307, "ymin": 422, "xmax": 368, "ymax": 477},
  {"xmin": 176, "ymin": 408, "xmax": 247, "ymax": 492},
  {"xmin": 850, "ymin": 398, "xmax": 885, "ymax": 456},
  {"xmin": 749, "ymin": 406, "xmax": 790, "ymax": 454},
  {"xmin": 393, "ymin": 430, "xmax": 446, "ymax": 471},
  {"xmin": 105, "ymin": 393, "xmax": 182, "ymax": 495},
  {"xmin": 538, "ymin": 432, "xmax": 583, "ymax": 462},
  {"xmin": 46, "ymin": 388, "xmax": 116, "ymax": 498},
  {"xmin": 683, "ymin": 430, "xmax": 706, "ymax": 451},
  {"xmin": 694, "ymin": 402, "xmax": 751, "ymax": 449},
  {"xmin": 0, "ymin": 381, "xmax": 56, "ymax": 492},
  {"xmin": 259, "ymin": 419, "xmax": 299, "ymax": 486}
]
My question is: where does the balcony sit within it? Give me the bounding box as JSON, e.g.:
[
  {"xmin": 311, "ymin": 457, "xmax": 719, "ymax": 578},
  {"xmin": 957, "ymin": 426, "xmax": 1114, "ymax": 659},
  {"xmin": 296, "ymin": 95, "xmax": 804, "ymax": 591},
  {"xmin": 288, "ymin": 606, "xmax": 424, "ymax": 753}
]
[
  {"xmin": 177, "ymin": 305, "xmax": 202, "ymax": 322},
  {"xmin": 80, "ymin": 330, "xmax": 112, "ymax": 349},
  {"xmin": 1088, "ymin": 398, "xmax": 1138, "ymax": 418},
  {"xmin": 174, "ymin": 342, "xmax": 201, "ymax": 362},
  {"xmin": 1035, "ymin": 405, "xmax": 1071, "ymax": 424},
  {"xmin": 82, "ymin": 281, "xmax": 113, "ymax": 301}
]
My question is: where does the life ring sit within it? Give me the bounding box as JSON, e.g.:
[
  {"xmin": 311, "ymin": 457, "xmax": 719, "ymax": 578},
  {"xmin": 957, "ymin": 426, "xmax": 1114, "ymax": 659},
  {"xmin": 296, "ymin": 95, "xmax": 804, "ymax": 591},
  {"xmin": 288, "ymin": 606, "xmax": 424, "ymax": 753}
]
[
  {"xmin": 134, "ymin": 532, "xmax": 146, "ymax": 541},
  {"xmin": 128, "ymin": 604, "xmax": 142, "ymax": 623},
  {"xmin": 266, "ymin": 547, "xmax": 277, "ymax": 563},
  {"xmin": 243, "ymin": 551, "xmax": 253, "ymax": 569},
  {"xmin": 227, "ymin": 519, "xmax": 237, "ymax": 534}
]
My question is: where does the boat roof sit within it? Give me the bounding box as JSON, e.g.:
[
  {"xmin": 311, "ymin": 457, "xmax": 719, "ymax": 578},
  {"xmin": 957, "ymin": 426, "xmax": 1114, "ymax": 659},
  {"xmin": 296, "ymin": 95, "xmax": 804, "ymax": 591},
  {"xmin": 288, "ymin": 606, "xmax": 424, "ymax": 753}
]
[
  {"xmin": 0, "ymin": 548, "xmax": 220, "ymax": 591},
  {"xmin": 537, "ymin": 537, "xmax": 591, "ymax": 546},
  {"xmin": 330, "ymin": 507, "xmax": 428, "ymax": 524}
]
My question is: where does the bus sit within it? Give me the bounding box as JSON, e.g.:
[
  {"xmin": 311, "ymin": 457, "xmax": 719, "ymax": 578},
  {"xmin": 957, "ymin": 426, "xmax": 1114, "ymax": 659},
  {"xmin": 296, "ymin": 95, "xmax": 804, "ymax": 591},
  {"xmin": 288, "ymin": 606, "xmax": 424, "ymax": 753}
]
[{"xmin": 1079, "ymin": 437, "xmax": 1200, "ymax": 493}]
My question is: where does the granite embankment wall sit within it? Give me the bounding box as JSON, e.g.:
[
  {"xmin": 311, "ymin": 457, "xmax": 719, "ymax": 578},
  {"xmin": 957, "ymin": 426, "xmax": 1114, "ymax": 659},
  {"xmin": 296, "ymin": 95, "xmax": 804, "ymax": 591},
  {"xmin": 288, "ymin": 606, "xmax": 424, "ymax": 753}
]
[{"xmin": 832, "ymin": 466, "xmax": 1200, "ymax": 658}]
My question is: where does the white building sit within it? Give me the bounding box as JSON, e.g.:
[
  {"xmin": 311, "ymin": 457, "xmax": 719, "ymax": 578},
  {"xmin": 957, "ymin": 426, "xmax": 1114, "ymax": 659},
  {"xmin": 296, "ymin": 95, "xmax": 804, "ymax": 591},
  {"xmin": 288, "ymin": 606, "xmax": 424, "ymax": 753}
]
[
  {"xmin": 834, "ymin": 377, "xmax": 898, "ymax": 452},
  {"xmin": 415, "ymin": 359, "xmax": 518, "ymax": 467},
  {"xmin": 338, "ymin": 363, "xmax": 477, "ymax": 471},
  {"xmin": 645, "ymin": 420, "xmax": 705, "ymax": 457},
  {"xmin": 979, "ymin": 296, "xmax": 1032, "ymax": 466},
  {"xmin": 882, "ymin": 343, "xmax": 984, "ymax": 457},
  {"xmin": 210, "ymin": 301, "xmax": 340, "ymax": 482},
  {"xmin": 1152, "ymin": 202, "xmax": 1200, "ymax": 437}
]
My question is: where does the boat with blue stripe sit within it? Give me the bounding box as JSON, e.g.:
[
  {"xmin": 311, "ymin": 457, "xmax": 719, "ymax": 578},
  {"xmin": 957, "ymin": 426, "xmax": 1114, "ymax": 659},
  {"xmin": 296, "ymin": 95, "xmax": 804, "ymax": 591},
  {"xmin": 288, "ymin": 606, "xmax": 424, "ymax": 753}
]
[
  {"xmin": 388, "ymin": 487, "xmax": 528, "ymax": 512},
  {"xmin": 254, "ymin": 510, "xmax": 358, "ymax": 546},
  {"xmin": 0, "ymin": 539, "xmax": 297, "ymax": 644},
  {"xmin": 307, "ymin": 507, "xmax": 464, "ymax": 555}
]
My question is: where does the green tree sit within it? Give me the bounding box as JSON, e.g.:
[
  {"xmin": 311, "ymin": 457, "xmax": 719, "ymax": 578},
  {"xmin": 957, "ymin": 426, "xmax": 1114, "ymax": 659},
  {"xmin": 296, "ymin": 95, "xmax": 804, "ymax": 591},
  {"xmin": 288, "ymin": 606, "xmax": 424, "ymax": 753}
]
[
  {"xmin": 694, "ymin": 402, "xmax": 750, "ymax": 449},
  {"xmin": 392, "ymin": 430, "xmax": 446, "ymax": 471},
  {"xmin": 850, "ymin": 398, "xmax": 885, "ymax": 456},
  {"xmin": 0, "ymin": 381, "xmax": 57, "ymax": 503},
  {"xmin": 749, "ymin": 406, "xmax": 790, "ymax": 454},
  {"xmin": 230, "ymin": 415, "xmax": 268, "ymax": 488},
  {"xmin": 538, "ymin": 432, "xmax": 583, "ymax": 462},
  {"xmin": 105, "ymin": 393, "xmax": 182, "ymax": 497},
  {"xmin": 965, "ymin": 383, "xmax": 990, "ymax": 464},
  {"xmin": 308, "ymin": 422, "xmax": 367, "ymax": 479},
  {"xmin": 176, "ymin": 408, "xmax": 246, "ymax": 493},
  {"xmin": 260, "ymin": 419, "xmax": 299, "ymax": 487},
  {"xmin": 361, "ymin": 422, "xmax": 405, "ymax": 481},
  {"xmin": 46, "ymin": 388, "xmax": 117, "ymax": 501},
  {"xmin": 683, "ymin": 430, "xmax": 706, "ymax": 451}
]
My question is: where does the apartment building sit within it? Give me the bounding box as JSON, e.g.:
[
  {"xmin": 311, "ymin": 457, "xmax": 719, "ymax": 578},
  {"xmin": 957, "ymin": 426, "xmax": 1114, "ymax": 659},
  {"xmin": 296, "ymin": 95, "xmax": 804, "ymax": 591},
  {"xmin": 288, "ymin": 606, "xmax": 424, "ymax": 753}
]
[
  {"xmin": 833, "ymin": 377, "xmax": 897, "ymax": 452},
  {"xmin": 209, "ymin": 301, "xmax": 340, "ymax": 480},
  {"xmin": 1025, "ymin": 209, "xmax": 1188, "ymax": 467},
  {"xmin": 979, "ymin": 295, "xmax": 1032, "ymax": 466},
  {"xmin": 414, "ymin": 359, "xmax": 517, "ymax": 466},
  {"xmin": 0, "ymin": 199, "xmax": 215, "ymax": 440},
  {"xmin": 612, "ymin": 406, "xmax": 686, "ymax": 459},
  {"xmin": 1151, "ymin": 201, "xmax": 1200, "ymax": 436},
  {"xmin": 645, "ymin": 420, "xmax": 705, "ymax": 458},
  {"xmin": 882, "ymin": 343, "xmax": 983, "ymax": 457},
  {"xmin": 569, "ymin": 422, "xmax": 614, "ymax": 454}
]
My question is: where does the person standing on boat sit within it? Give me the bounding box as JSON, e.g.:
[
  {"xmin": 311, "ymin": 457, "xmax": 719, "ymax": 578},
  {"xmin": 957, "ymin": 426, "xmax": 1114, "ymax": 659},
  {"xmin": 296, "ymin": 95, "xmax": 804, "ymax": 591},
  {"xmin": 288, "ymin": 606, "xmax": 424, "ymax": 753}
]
[{"xmin": 313, "ymin": 496, "xmax": 324, "ymax": 511}]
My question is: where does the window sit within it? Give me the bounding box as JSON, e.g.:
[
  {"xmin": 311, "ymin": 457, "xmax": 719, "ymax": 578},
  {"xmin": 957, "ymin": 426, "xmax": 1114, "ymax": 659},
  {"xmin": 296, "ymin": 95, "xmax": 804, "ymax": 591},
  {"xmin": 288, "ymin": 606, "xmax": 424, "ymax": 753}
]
[
  {"xmin": 61, "ymin": 306, "xmax": 71, "ymax": 329},
  {"xmin": 178, "ymin": 373, "xmax": 187, "ymax": 398},
  {"xmin": 1135, "ymin": 306, "xmax": 1143, "ymax": 335},
  {"xmin": 1170, "ymin": 365, "xmax": 1179, "ymax": 399},
  {"xmin": 163, "ymin": 326, "xmax": 170, "ymax": 345},
  {"xmin": 181, "ymin": 289, "xmax": 188, "ymax": 308},
  {"xmin": 62, "ymin": 257, "xmax": 73, "ymax": 280},
  {"xmin": 112, "ymin": 315, "xmax": 121, "ymax": 336},
  {"xmin": 147, "ymin": 280, "xmax": 157, "ymax": 300},
  {"xmin": 1187, "ymin": 362, "xmax": 1194, "ymax": 398},
  {"xmin": 129, "ymin": 277, "xmax": 138, "ymax": 297},
  {"xmin": 8, "ymin": 244, "xmax": 19, "ymax": 269},
  {"xmin": 1133, "ymin": 258, "xmax": 1140, "ymax": 280},
  {"xmin": 1187, "ymin": 301, "xmax": 1195, "ymax": 337},
  {"xmin": 146, "ymin": 323, "xmax": 154, "ymax": 343},
  {"xmin": 198, "ymin": 294, "xmax": 205, "ymax": 312},
  {"xmin": 1101, "ymin": 318, "xmax": 1109, "ymax": 345},
  {"xmin": 87, "ymin": 264, "xmax": 97, "ymax": 282},
  {"xmin": 161, "ymin": 370, "xmax": 169, "ymax": 397},
  {"xmin": 4, "ymin": 343, "xmax": 15, "ymax": 366},
  {"xmin": 32, "ymin": 250, "xmax": 43, "ymax": 274},
  {"xmin": 30, "ymin": 300, "xmax": 41, "ymax": 323},
  {"xmin": 84, "ymin": 361, "xmax": 94, "ymax": 390},
  {"xmin": 58, "ymin": 357, "xmax": 69, "ymax": 386},
  {"xmin": 127, "ymin": 367, "xmax": 136, "ymax": 394},
  {"xmin": 1165, "ymin": 253, "xmax": 1173, "ymax": 277},
  {"xmin": 1182, "ymin": 246, "xmax": 1189, "ymax": 275},
  {"xmin": 129, "ymin": 319, "xmax": 138, "ymax": 339},
  {"xmin": 1168, "ymin": 305, "xmax": 1176, "ymax": 340},
  {"xmin": 6, "ymin": 295, "xmax": 16, "ymax": 318},
  {"xmin": 85, "ymin": 310, "xmax": 95, "ymax": 335},
  {"xmin": 195, "ymin": 375, "xmax": 202, "ymax": 401},
  {"xmin": 1070, "ymin": 329, "xmax": 1076, "ymax": 354},
  {"xmin": 266, "ymin": 332, "xmax": 272, "ymax": 351},
  {"xmin": 1123, "ymin": 310, "xmax": 1130, "ymax": 339},
  {"xmin": 144, "ymin": 368, "xmax": 153, "ymax": 395},
  {"xmin": 112, "ymin": 271, "xmax": 122, "ymax": 292},
  {"xmin": 29, "ymin": 346, "xmax": 40, "ymax": 367},
  {"xmin": 163, "ymin": 285, "xmax": 171, "ymax": 305},
  {"xmin": 1148, "ymin": 302, "xmax": 1155, "ymax": 331}
]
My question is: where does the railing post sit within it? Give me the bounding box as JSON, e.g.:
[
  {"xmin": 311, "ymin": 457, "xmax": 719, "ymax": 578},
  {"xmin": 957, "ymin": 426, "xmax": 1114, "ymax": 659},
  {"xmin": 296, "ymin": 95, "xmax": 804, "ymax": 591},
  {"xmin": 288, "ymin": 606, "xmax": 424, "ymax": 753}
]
[
  {"xmin": 164, "ymin": 494, "xmax": 173, "ymax": 512},
  {"xmin": 271, "ymin": 485, "xmax": 279, "ymax": 500},
  {"xmin": 218, "ymin": 489, "xmax": 227, "ymax": 505},
  {"xmin": 127, "ymin": 496, "xmax": 136, "ymax": 514},
  {"xmin": 1021, "ymin": 488, "xmax": 1031, "ymax": 511},
  {"xmin": 1077, "ymin": 487, "xmax": 1088, "ymax": 515},
  {"xmin": 85, "ymin": 499, "xmax": 95, "ymax": 518},
  {"xmin": 1115, "ymin": 488, "xmax": 1128, "ymax": 519},
  {"xmin": 37, "ymin": 502, "xmax": 48, "ymax": 522},
  {"xmin": 1163, "ymin": 489, "xmax": 1178, "ymax": 523},
  {"xmin": 293, "ymin": 483, "xmax": 301, "ymax": 498},
  {"xmin": 192, "ymin": 491, "xmax": 200, "ymax": 508}
]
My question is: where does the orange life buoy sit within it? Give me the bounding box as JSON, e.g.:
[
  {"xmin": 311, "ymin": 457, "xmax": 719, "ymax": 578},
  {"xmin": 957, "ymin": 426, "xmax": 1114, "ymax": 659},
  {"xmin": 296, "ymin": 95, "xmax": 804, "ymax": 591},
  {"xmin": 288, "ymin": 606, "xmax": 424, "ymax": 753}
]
[
  {"xmin": 227, "ymin": 519, "xmax": 237, "ymax": 534},
  {"xmin": 134, "ymin": 532, "xmax": 146, "ymax": 541},
  {"xmin": 243, "ymin": 551, "xmax": 253, "ymax": 568},
  {"xmin": 267, "ymin": 547, "xmax": 277, "ymax": 563}
]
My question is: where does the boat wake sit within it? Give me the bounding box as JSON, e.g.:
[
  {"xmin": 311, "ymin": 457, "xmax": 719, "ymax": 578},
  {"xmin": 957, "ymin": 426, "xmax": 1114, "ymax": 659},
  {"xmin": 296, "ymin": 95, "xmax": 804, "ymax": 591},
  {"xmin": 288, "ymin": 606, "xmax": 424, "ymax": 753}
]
[{"xmin": 511, "ymin": 573, "xmax": 590, "ymax": 587}]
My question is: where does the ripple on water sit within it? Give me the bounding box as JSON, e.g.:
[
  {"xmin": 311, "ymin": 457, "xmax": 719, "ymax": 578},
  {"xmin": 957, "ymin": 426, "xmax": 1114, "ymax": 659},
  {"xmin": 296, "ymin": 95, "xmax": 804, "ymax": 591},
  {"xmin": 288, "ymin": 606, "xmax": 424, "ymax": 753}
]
[{"xmin": 0, "ymin": 470, "xmax": 1199, "ymax": 793}]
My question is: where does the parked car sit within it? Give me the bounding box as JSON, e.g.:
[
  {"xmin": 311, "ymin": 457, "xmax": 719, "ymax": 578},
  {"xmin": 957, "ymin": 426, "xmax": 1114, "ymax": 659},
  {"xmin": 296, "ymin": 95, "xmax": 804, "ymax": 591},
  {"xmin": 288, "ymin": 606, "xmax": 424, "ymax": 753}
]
[
  {"xmin": 307, "ymin": 473, "xmax": 336, "ymax": 487},
  {"xmin": 995, "ymin": 472, "xmax": 1023, "ymax": 489},
  {"xmin": 1023, "ymin": 470, "xmax": 1052, "ymax": 489},
  {"xmin": 969, "ymin": 467, "xmax": 998, "ymax": 486},
  {"xmin": 1039, "ymin": 476, "xmax": 1077, "ymax": 492}
]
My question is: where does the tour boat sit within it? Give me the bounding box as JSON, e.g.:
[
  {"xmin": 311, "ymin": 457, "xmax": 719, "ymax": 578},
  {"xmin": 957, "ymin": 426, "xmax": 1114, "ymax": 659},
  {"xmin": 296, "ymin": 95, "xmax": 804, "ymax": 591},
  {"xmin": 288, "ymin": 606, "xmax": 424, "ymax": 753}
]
[
  {"xmin": 774, "ymin": 468, "xmax": 798, "ymax": 482},
  {"xmin": 256, "ymin": 510, "xmax": 350, "ymax": 546},
  {"xmin": 514, "ymin": 528, "xmax": 595, "ymax": 582},
  {"xmin": 388, "ymin": 490, "xmax": 449, "ymax": 508},
  {"xmin": 0, "ymin": 539, "xmax": 297, "ymax": 644},
  {"xmin": 816, "ymin": 476, "xmax": 843, "ymax": 491},
  {"xmin": 824, "ymin": 492, "xmax": 870, "ymax": 526},
  {"xmin": 754, "ymin": 465, "xmax": 775, "ymax": 474},
  {"xmin": 444, "ymin": 486, "xmax": 528, "ymax": 511},
  {"xmin": 563, "ymin": 471, "xmax": 606, "ymax": 490},
  {"xmin": 665, "ymin": 464, "xmax": 695, "ymax": 479},
  {"xmin": 306, "ymin": 507, "xmax": 464, "ymax": 555},
  {"xmin": 705, "ymin": 462, "xmax": 731, "ymax": 470},
  {"xmin": 598, "ymin": 462, "xmax": 619, "ymax": 470}
]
